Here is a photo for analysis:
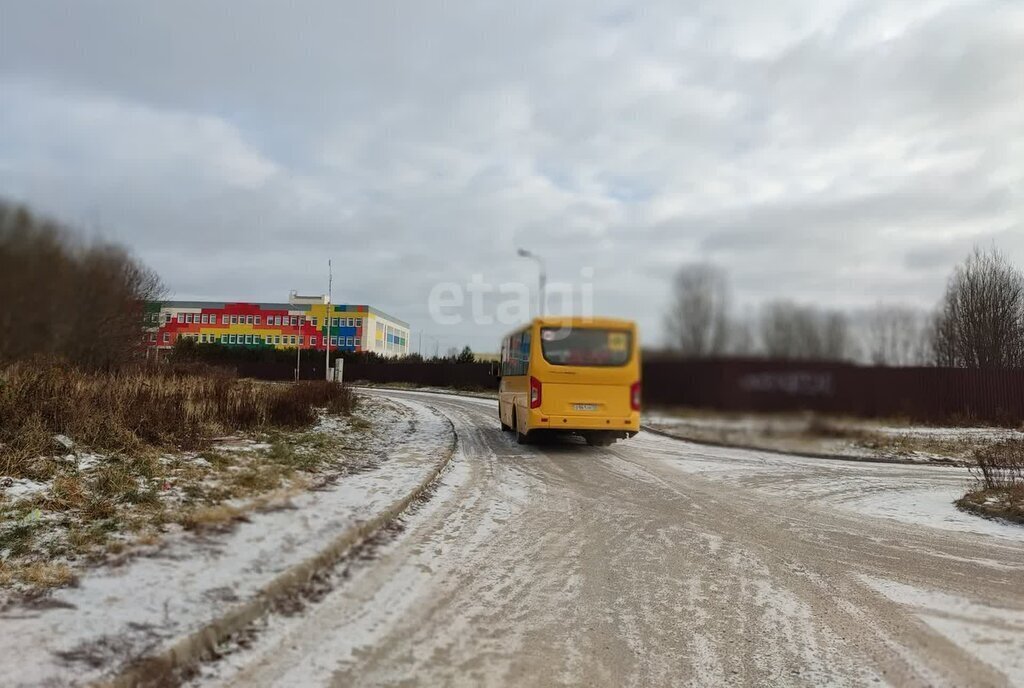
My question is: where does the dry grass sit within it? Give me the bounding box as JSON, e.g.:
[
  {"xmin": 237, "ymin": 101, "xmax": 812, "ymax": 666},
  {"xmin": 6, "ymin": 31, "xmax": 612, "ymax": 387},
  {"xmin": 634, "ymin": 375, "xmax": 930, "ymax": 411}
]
[
  {"xmin": 0, "ymin": 360, "xmax": 356, "ymax": 478},
  {"xmin": 956, "ymin": 485, "xmax": 1024, "ymax": 524},
  {"xmin": 21, "ymin": 561, "xmax": 76, "ymax": 588},
  {"xmin": 0, "ymin": 362, "xmax": 364, "ymax": 596},
  {"xmin": 179, "ymin": 504, "xmax": 247, "ymax": 532}
]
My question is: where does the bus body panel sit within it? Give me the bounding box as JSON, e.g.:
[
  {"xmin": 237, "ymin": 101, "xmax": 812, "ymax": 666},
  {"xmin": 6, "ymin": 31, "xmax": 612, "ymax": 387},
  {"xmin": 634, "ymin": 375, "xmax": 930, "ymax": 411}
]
[{"xmin": 498, "ymin": 317, "xmax": 640, "ymax": 442}]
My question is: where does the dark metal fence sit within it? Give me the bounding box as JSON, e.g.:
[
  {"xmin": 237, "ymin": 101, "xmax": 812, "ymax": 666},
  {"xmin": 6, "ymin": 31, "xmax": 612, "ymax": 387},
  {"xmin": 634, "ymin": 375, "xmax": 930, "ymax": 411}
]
[
  {"xmin": 234, "ymin": 358, "xmax": 1024, "ymax": 424},
  {"xmin": 642, "ymin": 358, "xmax": 1024, "ymax": 424}
]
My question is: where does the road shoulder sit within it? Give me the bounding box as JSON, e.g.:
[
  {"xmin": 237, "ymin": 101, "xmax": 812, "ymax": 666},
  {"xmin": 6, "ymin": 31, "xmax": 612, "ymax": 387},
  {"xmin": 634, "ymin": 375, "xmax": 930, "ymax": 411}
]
[{"xmin": 0, "ymin": 394, "xmax": 456, "ymax": 688}]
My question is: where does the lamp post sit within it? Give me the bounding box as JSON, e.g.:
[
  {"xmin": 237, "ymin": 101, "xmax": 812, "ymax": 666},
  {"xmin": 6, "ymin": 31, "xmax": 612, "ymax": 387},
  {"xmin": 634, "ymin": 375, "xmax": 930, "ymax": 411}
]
[
  {"xmin": 325, "ymin": 259, "xmax": 332, "ymax": 381},
  {"xmin": 517, "ymin": 248, "xmax": 546, "ymax": 317}
]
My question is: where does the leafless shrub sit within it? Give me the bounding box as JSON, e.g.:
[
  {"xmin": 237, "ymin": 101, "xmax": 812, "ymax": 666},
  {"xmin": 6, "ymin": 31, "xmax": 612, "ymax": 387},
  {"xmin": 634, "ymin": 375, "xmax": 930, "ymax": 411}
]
[
  {"xmin": 932, "ymin": 247, "xmax": 1024, "ymax": 369},
  {"xmin": 0, "ymin": 200, "xmax": 165, "ymax": 369},
  {"xmin": 664, "ymin": 263, "xmax": 731, "ymax": 357},
  {"xmin": 972, "ymin": 439, "xmax": 1024, "ymax": 490}
]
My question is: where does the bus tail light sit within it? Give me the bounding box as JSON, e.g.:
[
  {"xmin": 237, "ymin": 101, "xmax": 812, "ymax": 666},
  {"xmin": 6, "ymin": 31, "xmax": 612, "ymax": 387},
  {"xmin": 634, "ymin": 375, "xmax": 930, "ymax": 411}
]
[
  {"xmin": 630, "ymin": 381, "xmax": 641, "ymax": 411},
  {"xmin": 530, "ymin": 376, "xmax": 542, "ymax": 409}
]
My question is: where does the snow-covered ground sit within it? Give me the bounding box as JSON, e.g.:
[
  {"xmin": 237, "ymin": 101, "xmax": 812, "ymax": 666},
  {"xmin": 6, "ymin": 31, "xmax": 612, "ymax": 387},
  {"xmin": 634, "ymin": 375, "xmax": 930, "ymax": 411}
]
[
  {"xmin": 644, "ymin": 410, "xmax": 1022, "ymax": 464},
  {"xmin": 0, "ymin": 395, "xmax": 454, "ymax": 688},
  {"xmin": 638, "ymin": 432, "xmax": 1024, "ymax": 541}
]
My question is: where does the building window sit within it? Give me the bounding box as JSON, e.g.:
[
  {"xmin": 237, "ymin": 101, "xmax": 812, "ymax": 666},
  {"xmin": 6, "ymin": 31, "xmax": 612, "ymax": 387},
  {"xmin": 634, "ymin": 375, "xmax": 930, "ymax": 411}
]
[
  {"xmin": 149, "ymin": 333, "xmax": 156, "ymax": 342},
  {"xmin": 220, "ymin": 335, "xmax": 227, "ymax": 344},
  {"xmin": 331, "ymin": 336, "xmax": 338, "ymax": 346},
  {"xmin": 163, "ymin": 333, "xmax": 169, "ymax": 343},
  {"xmin": 255, "ymin": 315, "xmax": 261, "ymax": 325},
  {"xmin": 220, "ymin": 314, "xmax": 227, "ymax": 324},
  {"xmin": 244, "ymin": 315, "xmax": 251, "ymax": 324},
  {"xmin": 230, "ymin": 315, "xmax": 237, "ymax": 324},
  {"xmin": 228, "ymin": 334, "xmax": 235, "ymax": 344},
  {"xmin": 311, "ymin": 317, "xmax": 318, "ymax": 327}
]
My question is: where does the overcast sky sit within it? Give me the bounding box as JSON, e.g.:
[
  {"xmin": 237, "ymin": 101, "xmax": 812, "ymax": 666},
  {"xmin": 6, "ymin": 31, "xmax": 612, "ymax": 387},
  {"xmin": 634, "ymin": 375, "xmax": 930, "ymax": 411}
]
[{"xmin": 1, "ymin": 0, "xmax": 1022, "ymax": 352}]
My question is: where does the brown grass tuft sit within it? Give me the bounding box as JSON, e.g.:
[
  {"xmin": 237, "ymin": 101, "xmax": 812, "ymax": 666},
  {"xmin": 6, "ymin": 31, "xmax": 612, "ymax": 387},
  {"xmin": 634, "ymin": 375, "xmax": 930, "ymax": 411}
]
[
  {"xmin": 20, "ymin": 561, "xmax": 76, "ymax": 589},
  {"xmin": 180, "ymin": 504, "xmax": 247, "ymax": 531}
]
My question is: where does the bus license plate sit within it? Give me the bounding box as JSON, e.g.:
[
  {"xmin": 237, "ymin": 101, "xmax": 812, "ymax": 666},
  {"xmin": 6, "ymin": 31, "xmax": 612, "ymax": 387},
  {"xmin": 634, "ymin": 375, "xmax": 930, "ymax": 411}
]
[{"xmin": 573, "ymin": 403, "xmax": 599, "ymax": 411}]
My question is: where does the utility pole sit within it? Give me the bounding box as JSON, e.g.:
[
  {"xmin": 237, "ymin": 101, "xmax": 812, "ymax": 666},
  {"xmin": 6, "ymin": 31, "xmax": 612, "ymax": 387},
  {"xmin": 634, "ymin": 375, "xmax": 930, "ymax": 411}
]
[
  {"xmin": 517, "ymin": 248, "xmax": 546, "ymax": 317},
  {"xmin": 325, "ymin": 259, "xmax": 332, "ymax": 381}
]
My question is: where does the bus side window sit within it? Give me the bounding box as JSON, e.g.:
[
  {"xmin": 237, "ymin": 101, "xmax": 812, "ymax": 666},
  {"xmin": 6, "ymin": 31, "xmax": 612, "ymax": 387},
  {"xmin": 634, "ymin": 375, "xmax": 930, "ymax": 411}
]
[{"xmin": 521, "ymin": 331, "xmax": 531, "ymax": 374}]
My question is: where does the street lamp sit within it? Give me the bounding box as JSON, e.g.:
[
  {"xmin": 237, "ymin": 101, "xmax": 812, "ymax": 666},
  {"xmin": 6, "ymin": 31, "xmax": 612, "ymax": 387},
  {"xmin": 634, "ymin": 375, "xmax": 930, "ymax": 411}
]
[{"xmin": 517, "ymin": 248, "xmax": 546, "ymax": 317}]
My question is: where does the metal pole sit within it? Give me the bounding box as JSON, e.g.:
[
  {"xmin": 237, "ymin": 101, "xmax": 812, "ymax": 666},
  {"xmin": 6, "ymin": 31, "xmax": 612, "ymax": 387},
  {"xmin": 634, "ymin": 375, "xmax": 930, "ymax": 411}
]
[
  {"xmin": 517, "ymin": 248, "xmax": 546, "ymax": 317},
  {"xmin": 538, "ymin": 258, "xmax": 546, "ymax": 316},
  {"xmin": 325, "ymin": 259, "xmax": 332, "ymax": 381}
]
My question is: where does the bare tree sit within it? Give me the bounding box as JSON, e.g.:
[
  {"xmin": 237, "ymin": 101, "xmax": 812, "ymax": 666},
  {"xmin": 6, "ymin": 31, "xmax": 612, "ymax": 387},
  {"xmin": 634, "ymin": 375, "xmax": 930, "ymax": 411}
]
[
  {"xmin": 725, "ymin": 314, "xmax": 757, "ymax": 356},
  {"xmin": 664, "ymin": 263, "xmax": 730, "ymax": 356},
  {"xmin": 0, "ymin": 200, "xmax": 165, "ymax": 369},
  {"xmin": 759, "ymin": 301, "xmax": 852, "ymax": 361},
  {"xmin": 861, "ymin": 305, "xmax": 932, "ymax": 366},
  {"xmin": 931, "ymin": 247, "xmax": 1024, "ymax": 369}
]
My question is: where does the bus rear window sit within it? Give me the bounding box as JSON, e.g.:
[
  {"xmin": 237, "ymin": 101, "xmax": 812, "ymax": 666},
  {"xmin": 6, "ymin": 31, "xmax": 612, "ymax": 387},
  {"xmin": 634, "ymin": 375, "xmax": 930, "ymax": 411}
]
[{"xmin": 540, "ymin": 328, "xmax": 632, "ymax": 367}]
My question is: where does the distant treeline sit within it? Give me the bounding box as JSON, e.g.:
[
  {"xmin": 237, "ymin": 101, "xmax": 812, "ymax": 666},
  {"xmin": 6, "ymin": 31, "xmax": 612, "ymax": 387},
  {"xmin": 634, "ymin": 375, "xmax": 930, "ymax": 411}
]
[{"xmin": 663, "ymin": 247, "xmax": 1024, "ymax": 369}]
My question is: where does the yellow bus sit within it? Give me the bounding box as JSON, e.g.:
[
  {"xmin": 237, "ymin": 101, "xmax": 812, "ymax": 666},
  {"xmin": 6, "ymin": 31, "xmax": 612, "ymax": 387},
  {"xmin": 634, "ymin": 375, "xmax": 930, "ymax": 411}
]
[{"xmin": 497, "ymin": 317, "xmax": 641, "ymax": 446}]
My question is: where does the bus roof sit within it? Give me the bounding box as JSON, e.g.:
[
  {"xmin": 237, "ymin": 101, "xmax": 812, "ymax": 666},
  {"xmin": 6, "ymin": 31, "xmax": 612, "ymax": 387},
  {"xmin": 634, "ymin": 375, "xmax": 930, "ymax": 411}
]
[{"xmin": 502, "ymin": 316, "xmax": 636, "ymax": 337}]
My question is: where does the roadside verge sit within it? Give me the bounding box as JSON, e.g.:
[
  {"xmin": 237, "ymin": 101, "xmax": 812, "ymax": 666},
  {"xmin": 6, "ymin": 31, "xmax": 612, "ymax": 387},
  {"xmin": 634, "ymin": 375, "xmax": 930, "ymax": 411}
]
[
  {"xmin": 0, "ymin": 395, "xmax": 457, "ymax": 688},
  {"xmin": 110, "ymin": 414, "xmax": 456, "ymax": 688},
  {"xmin": 640, "ymin": 424, "xmax": 967, "ymax": 467}
]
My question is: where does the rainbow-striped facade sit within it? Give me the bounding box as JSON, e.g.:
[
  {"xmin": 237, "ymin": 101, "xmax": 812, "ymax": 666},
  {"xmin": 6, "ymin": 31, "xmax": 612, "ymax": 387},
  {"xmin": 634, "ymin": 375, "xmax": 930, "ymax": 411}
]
[{"xmin": 143, "ymin": 296, "xmax": 409, "ymax": 356}]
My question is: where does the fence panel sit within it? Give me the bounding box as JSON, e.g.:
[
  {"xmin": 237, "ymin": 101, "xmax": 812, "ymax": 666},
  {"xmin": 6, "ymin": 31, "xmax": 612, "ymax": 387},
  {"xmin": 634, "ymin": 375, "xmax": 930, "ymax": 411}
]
[{"xmin": 230, "ymin": 356, "xmax": 1024, "ymax": 425}]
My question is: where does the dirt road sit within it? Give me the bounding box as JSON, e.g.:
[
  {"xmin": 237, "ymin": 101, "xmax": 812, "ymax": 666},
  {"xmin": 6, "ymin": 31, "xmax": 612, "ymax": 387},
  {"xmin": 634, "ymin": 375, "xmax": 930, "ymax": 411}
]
[{"xmin": 199, "ymin": 390, "xmax": 1024, "ymax": 687}]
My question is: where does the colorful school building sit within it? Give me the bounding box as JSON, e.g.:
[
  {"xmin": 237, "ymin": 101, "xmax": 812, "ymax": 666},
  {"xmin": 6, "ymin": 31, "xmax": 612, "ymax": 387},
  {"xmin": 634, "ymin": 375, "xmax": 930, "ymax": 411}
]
[{"xmin": 143, "ymin": 292, "xmax": 409, "ymax": 356}]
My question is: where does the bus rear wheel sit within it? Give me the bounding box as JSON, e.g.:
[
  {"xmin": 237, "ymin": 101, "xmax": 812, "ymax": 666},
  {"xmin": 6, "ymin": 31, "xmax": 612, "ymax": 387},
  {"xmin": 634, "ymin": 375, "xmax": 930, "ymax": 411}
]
[{"xmin": 513, "ymin": 411, "xmax": 530, "ymax": 444}]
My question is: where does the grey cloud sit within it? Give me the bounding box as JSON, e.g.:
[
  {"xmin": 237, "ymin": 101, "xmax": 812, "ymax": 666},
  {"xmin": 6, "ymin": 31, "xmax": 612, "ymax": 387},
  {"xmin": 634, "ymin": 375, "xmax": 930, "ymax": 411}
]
[{"xmin": 1, "ymin": 0, "xmax": 1022, "ymax": 349}]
